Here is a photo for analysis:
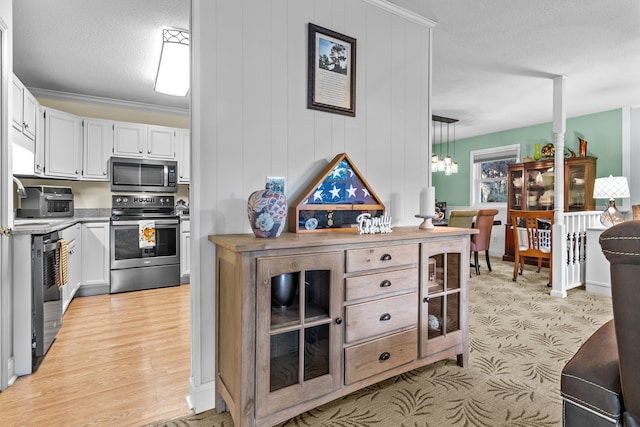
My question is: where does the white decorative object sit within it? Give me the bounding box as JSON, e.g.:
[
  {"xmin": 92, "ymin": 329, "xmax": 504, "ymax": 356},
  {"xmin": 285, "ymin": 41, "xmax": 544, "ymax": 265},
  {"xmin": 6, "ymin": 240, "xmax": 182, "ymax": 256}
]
[
  {"xmin": 428, "ymin": 314, "xmax": 440, "ymax": 330},
  {"xmin": 419, "ymin": 186, "xmax": 436, "ymax": 217},
  {"xmin": 356, "ymin": 213, "xmax": 392, "ymax": 234}
]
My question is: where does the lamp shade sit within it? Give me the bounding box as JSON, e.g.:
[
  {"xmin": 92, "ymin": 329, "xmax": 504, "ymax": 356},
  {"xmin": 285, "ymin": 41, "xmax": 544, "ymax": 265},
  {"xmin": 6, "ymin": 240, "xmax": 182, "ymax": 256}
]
[
  {"xmin": 154, "ymin": 29, "xmax": 190, "ymax": 97},
  {"xmin": 593, "ymin": 175, "xmax": 630, "ymax": 199}
]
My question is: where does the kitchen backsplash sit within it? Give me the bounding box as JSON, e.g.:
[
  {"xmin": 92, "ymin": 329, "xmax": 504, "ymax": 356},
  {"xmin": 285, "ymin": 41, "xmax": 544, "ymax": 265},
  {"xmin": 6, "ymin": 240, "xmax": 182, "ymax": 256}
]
[{"xmin": 13, "ymin": 177, "xmax": 189, "ymax": 209}]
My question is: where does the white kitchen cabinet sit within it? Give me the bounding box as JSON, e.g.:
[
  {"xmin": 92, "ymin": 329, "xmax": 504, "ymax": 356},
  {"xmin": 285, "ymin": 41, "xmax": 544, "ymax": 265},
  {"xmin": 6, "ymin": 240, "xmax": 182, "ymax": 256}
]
[
  {"xmin": 12, "ymin": 75, "xmax": 37, "ymax": 141},
  {"xmin": 176, "ymin": 128, "xmax": 190, "ymax": 183},
  {"xmin": 34, "ymin": 106, "xmax": 45, "ymax": 176},
  {"xmin": 61, "ymin": 223, "xmax": 82, "ymax": 313},
  {"xmin": 81, "ymin": 222, "xmax": 110, "ymax": 295},
  {"xmin": 82, "ymin": 118, "xmax": 113, "ymax": 180},
  {"xmin": 113, "ymin": 121, "xmax": 147, "ymax": 158},
  {"xmin": 113, "ymin": 122, "xmax": 176, "ymax": 160},
  {"xmin": 12, "ymin": 76, "xmax": 39, "ymax": 176},
  {"xmin": 147, "ymin": 125, "xmax": 176, "ymax": 159},
  {"xmin": 180, "ymin": 218, "xmax": 190, "ymax": 282},
  {"xmin": 43, "ymin": 108, "xmax": 82, "ymax": 179}
]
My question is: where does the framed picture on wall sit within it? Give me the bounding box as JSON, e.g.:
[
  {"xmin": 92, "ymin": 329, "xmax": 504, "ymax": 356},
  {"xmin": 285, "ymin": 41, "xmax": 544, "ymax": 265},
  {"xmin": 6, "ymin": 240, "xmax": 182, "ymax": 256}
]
[{"xmin": 307, "ymin": 23, "xmax": 356, "ymax": 117}]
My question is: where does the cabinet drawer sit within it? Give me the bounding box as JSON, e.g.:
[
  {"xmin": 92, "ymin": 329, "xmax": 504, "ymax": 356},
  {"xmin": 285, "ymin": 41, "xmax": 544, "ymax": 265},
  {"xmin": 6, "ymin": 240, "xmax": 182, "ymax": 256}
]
[
  {"xmin": 345, "ymin": 267, "xmax": 418, "ymax": 302},
  {"xmin": 345, "ymin": 292, "xmax": 417, "ymax": 343},
  {"xmin": 344, "ymin": 328, "xmax": 417, "ymax": 385},
  {"xmin": 346, "ymin": 243, "xmax": 418, "ymax": 273}
]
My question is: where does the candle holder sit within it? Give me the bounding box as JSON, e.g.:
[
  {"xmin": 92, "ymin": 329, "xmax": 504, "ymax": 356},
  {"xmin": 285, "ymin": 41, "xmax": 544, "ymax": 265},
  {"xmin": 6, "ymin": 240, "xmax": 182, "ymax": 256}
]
[{"xmin": 415, "ymin": 214, "xmax": 437, "ymax": 230}]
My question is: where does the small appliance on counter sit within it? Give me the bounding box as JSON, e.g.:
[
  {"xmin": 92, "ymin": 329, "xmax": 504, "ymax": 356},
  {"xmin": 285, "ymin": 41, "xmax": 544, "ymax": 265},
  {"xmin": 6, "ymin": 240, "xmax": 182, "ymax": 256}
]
[
  {"xmin": 17, "ymin": 186, "xmax": 74, "ymax": 218},
  {"xmin": 175, "ymin": 199, "xmax": 189, "ymax": 216}
]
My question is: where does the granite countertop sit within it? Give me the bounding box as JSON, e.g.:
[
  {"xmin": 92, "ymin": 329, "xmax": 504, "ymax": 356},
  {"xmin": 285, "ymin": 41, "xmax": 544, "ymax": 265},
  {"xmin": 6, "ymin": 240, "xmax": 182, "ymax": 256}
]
[{"xmin": 12, "ymin": 208, "xmax": 111, "ymax": 235}]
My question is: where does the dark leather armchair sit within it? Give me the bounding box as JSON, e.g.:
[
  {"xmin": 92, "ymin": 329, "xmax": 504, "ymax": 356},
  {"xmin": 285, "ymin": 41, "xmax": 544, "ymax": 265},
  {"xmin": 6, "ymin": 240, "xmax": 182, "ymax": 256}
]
[
  {"xmin": 470, "ymin": 209, "xmax": 499, "ymax": 275},
  {"xmin": 561, "ymin": 221, "xmax": 640, "ymax": 426}
]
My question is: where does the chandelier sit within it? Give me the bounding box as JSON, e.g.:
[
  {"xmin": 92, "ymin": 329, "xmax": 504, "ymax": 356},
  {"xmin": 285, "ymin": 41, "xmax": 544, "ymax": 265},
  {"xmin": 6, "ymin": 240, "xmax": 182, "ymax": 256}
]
[{"xmin": 431, "ymin": 115, "xmax": 459, "ymax": 175}]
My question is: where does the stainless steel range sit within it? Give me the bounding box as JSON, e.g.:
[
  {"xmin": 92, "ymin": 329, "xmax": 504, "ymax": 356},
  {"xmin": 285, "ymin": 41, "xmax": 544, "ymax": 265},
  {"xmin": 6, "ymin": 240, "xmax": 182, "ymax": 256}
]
[{"xmin": 110, "ymin": 195, "xmax": 180, "ymax": 293}]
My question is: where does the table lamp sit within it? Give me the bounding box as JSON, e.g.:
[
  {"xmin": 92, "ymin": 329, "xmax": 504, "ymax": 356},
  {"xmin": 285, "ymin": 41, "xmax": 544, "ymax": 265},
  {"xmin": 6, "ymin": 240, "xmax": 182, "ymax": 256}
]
[{"xmin": 593, "ymin": 175, "xmax": 630, "ymax": 227}]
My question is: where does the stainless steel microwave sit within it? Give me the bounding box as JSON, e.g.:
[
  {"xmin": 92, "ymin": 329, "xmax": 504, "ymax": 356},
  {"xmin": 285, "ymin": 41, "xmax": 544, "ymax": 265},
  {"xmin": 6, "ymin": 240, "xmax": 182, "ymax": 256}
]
[{"xmin": 110, "ymin": 157, "xmax": 177, "ymax": 193}]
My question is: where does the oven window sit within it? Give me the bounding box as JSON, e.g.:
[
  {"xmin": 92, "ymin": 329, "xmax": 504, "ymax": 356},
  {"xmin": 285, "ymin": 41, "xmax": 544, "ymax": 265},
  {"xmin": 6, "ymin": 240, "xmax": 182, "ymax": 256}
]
[{"xmin": 113, "ymin": 225, "xmax": 177, "ymax": 260}]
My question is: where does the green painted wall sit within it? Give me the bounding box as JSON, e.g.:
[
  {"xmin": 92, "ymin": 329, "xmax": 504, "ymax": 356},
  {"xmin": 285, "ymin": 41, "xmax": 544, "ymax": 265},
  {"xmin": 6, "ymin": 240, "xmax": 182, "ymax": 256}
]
[{"xmin": 433, "ymin": 109, "xmax": 623, "ymax": 205}]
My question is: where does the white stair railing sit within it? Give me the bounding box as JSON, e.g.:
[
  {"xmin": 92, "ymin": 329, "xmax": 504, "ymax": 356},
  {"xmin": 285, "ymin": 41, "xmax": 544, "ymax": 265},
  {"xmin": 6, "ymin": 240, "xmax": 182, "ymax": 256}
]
[{"xmin": 562, "ymin": 211, "xmax": 601, "ymax": 290}]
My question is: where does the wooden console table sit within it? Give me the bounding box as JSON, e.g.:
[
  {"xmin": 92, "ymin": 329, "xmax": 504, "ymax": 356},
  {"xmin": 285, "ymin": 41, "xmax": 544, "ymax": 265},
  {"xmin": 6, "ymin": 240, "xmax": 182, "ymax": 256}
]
[{"xmin": 209, "ymin": 226, "xmax": 477, "ymax": 426}]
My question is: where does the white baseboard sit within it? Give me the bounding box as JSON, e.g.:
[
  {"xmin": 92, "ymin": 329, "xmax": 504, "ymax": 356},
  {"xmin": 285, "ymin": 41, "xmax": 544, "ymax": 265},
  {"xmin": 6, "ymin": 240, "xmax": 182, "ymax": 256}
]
[{"xmin": 187, "ymin": 377, "xmax": 216, "ymax": 414}]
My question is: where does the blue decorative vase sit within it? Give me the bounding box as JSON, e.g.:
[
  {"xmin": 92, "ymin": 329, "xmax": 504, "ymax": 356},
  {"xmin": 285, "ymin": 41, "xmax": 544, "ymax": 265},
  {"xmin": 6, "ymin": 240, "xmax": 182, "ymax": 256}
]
[{"xmin": 247, "ymin": 188, "xmax": 287, "ymax": 238}]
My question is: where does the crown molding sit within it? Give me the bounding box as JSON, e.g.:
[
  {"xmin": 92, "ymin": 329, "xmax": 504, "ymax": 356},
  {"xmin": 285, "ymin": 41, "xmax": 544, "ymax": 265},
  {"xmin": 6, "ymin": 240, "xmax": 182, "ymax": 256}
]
[
  {"xmin": 363, "ymin": 0, "xmax": 437, "ymax": 28},
  {"xmin": 28, "ymin": 87, "xmax": 190, "ymax": 117}
]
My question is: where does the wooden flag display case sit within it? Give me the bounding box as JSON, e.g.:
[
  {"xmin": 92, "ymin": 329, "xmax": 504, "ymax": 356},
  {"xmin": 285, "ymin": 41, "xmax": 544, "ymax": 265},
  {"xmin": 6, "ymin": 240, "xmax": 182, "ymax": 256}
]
[{"xmin": 288, "ymin": 153, "xmax": 385, "ymax": 233}]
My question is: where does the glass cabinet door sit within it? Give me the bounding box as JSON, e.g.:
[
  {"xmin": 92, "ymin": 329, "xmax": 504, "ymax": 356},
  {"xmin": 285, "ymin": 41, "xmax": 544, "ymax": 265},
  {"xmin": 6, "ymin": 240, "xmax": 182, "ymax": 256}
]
[
  {"xmin": 509, "ymin": 167, "xmax": 524, "ymax": 211},
  {"xmin": 421, "ymin": 239, "xmax": 467, "ymax": 365},
  {"xmin": 565, "ymin": 157, "xmax": 596, "ymax": 211},
  {"xmin": 256, "ymin": 251, "xmax": 343, "ymax": 417},
  {"xmin": 525, "ymin": 162, "xmax": 554, "ymax": 211}
]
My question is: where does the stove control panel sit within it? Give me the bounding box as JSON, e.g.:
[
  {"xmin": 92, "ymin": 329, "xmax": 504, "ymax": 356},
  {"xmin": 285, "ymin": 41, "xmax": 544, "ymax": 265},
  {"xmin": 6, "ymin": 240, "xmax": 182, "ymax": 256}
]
[{"xmin": 112, "ymin": 195, "xmax": 175, "ymax": 209}]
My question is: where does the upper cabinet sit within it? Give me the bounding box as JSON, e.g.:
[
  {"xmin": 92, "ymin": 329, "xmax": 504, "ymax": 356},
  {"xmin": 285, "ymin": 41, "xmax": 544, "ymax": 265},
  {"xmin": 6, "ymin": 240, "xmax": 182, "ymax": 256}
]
[
  {"xmin": 113, "ymin": 122, "xmax": 176, "ymax": 160},
  {"xmin": 176, "ymin": 128, "xmax": 190, "ymax": 183},
  {"xmin": 43, "ymin": 108, "xmax": 82, "ymax": 179},
  {"xmin": 82, "ymin": 118, "xmax": 113, "ymax": 180},
  {"xmin": 12, "ymin": 75, "xmax": 37, "ymax": 141},
  {"xmin": 113, "ymin": 122, "xmax": 147, "ymax": 158}
]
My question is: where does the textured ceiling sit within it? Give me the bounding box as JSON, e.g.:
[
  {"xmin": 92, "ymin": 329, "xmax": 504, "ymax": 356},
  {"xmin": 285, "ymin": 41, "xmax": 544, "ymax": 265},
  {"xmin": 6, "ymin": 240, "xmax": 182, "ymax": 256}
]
[
  {"xmin": 13, "ymin": 0, "xmax": 640, "ymax": 139},
  {"xmin": 13, "ymin": 0, "xmax": 190, "ymax": 112}
]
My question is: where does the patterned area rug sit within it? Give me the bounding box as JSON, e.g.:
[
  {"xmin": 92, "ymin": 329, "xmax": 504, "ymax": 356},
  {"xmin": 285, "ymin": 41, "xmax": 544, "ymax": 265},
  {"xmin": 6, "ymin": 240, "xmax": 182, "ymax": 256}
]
[{"xmin": 150, "ymin": 258, "xmax": 612, "ymax": 427}]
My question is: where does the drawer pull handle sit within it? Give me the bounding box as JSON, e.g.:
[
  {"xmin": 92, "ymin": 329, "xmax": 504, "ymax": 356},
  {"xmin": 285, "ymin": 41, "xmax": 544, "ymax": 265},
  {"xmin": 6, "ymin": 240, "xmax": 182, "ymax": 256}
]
[
  {"xmin": 379, "ymin": 352, "xmax": 391, "ymax": 361},
  {"xmin": 380, "ymin": 254, "xmax": 392, "ymax": 261},
  {"xmin": 379, "ymin": 313, "xmax": 391, "ymax": 321},
  {"xmin": 379, "ymin": 280, "xmax": 391, "ymax": 288}
]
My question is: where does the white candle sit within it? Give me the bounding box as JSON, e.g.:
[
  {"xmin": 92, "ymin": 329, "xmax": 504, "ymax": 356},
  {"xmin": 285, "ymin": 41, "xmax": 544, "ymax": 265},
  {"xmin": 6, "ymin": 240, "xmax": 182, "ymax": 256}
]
[{"xmin": 419, "ymin": 187, "xmax": 436, "ymax": 217}]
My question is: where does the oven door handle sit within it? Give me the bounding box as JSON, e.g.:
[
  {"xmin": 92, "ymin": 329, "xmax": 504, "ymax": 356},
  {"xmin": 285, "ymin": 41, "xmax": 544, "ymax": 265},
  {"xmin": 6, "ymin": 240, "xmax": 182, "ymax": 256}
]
[{"xmin": 111, "ymin": 219, "xmax": 179, "ymax": 226}]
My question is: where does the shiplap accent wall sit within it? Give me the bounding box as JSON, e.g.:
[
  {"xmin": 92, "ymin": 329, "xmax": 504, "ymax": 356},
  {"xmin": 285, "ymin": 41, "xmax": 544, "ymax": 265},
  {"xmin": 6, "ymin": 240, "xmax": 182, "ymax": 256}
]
[{"xmin": 190, "ymin": 0, "xmax": 434, "ymax": 412}]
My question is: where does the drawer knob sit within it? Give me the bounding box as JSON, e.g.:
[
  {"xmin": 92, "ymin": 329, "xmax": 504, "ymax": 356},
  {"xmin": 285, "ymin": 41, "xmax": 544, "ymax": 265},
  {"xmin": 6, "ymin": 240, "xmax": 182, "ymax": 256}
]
[
  {"xmin": 379, "ymin": 280, "xmax": 391, "ymax": 288},
  {"xmin": 380, "ymin": 254, "xmax": 392, "ymax": 261},
  {"xmin": 335, "ymin": 317, "xmax": 343, "ymax": 325},
  {"xmin": 379, "ymin": 352, "xmax": 391, "ymax": 361},
  {"xmin": 379, "ymin": 313, "xmax": 391, "ymax": 322}
]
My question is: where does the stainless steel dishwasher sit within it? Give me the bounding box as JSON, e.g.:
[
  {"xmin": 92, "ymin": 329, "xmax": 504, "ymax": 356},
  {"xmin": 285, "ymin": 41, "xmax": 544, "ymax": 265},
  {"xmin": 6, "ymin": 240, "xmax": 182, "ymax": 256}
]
[{"xmin": 32, "ymin": 231, "xmax": 63, "ymax": 370}]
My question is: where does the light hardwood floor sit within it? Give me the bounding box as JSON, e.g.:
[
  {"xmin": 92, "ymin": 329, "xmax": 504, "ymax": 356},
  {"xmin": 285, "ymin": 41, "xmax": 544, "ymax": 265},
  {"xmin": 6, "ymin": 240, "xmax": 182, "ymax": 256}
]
[{"xmin": 0, "ymin": 284, "xmax": 193, "ymax": 427}]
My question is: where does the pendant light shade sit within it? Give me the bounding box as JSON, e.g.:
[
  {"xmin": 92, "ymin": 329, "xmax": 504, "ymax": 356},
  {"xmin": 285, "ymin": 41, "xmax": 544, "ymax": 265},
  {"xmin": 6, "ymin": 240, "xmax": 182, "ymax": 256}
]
[{"xmin": 431, "ymin": 115, "xmax": 459, "ymax": 175}]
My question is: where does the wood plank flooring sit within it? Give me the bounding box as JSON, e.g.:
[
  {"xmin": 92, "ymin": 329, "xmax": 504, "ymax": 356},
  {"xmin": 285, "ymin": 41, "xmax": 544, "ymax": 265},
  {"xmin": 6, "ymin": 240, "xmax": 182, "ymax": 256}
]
[{"xmin": 0, "ymin": 284, "xmax": 193, "ymax": 427}]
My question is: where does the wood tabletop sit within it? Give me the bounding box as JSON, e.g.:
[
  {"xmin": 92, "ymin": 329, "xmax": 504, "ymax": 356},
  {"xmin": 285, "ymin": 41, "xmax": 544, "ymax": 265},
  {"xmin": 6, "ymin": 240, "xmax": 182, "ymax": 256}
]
[{"xmin": 210, "ymin": 225, "xmax": 478, "ymax": 253}]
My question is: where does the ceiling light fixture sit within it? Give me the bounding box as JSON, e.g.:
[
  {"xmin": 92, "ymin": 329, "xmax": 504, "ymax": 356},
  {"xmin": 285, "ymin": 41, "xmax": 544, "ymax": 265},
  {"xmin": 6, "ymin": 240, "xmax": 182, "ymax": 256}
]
[
  {"xmin": 431, "ymin": 115, "xmax": 459, "ymax": 175},
  {"xmin": 154, "ymin": 29, "xmax": 190, "ymax": 97}
]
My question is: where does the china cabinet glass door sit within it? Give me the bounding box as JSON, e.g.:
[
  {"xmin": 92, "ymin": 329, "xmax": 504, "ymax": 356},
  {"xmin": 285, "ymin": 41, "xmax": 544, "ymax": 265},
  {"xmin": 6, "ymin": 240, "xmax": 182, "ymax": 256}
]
[
  {"xmin": 525, "ymin": 163, "xmax": 554, "ymax": 211},
  {"xmin": 256, "ymin": 252, "xmax": 343, "ymax": 417},
  {"xmin": 565, "ymin": 157, "xmax": 597, "ymax": 211}
]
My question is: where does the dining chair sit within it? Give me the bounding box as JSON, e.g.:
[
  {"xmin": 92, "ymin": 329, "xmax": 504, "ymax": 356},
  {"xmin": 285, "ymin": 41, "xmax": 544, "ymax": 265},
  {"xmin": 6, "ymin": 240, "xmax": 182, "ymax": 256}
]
[
  {"xmin": 470, "ymin": 209, "xmax": 499, "ymax": 275},
  {"xmin": 447, "ymin": 210, "xmax": 477, "ymax": 228},
  {"xmin": 510, "ymin": 210, "xmax": 554, "ymax": 286}
]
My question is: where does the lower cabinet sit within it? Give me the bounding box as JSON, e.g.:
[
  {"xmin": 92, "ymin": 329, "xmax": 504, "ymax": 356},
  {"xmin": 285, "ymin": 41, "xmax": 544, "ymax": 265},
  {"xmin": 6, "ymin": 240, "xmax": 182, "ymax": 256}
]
[
  {"xmin": 211, "ymin": 227, "xmax": 472, "ymax": 427},
  {"xmin": 61, "ymin": 223, "xmax": 82, "ymax": 313},
  {"xmin": 80, "ymin": 222, "xmax": 110, "ymax": 295}
]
